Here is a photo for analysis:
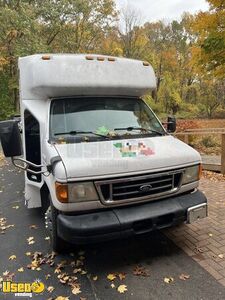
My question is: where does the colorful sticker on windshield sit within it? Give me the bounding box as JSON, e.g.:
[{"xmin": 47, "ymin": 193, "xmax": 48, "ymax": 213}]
[{"xmin": 114, "ymin": 141, "xmax": 155, "ymax": 157}]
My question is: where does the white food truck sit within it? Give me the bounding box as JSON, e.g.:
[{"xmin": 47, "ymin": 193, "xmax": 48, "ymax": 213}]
[{"xmin": 0, "ymin": 54, "xmax": 207, "ymax": 251}]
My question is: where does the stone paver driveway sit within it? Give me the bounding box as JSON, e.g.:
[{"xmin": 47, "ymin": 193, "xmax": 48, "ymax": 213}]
[{"xmin": 165, "ymin": 177, "xmax": 225, "ymax": 287}]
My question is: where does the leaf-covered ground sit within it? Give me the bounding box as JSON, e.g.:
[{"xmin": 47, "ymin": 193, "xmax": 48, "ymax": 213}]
[{"xmin": 202, "ymin": 170, "xmax": 225, "ymax": 182}]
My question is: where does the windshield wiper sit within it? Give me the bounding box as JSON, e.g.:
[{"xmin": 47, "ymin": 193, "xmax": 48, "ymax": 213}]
[
  {"xmin": 54, "ymin": 130, "xmax": 110, "ymax": 139},
  {"xmin": 113, "ymin": 126, "xmax": 165, "ymax": 136}
]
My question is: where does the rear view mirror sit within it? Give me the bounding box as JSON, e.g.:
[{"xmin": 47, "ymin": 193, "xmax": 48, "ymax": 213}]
[
  {"xmin": 167, "ymin": 116, "xmax": 176, "ymax": 133},
  {"xmin": 0, "ymin": 120, "xmax": 22, "ymax": 157}
]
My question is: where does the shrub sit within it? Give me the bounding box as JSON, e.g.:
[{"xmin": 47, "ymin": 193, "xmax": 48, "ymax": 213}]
[{"xmin": 201, "ymin": 136, "xmax": 219, "ymax": 148}]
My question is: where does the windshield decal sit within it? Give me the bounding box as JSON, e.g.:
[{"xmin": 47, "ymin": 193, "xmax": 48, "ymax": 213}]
[
  {"xmin": 114, "ymin": 141, "xmax": 155, "ymax": 157},
  {"xmin": 95, "ymin": 126, "xmax": 110, "ymax": 135}
]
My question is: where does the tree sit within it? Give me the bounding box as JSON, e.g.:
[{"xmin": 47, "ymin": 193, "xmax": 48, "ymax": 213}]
[
  {"xmin": 190, "ymin": 0, "xmax": 225, "ymax": 77},
  {"xmin": 118, "ymin": 5, "xmax": 148, "ymax": 59},
  {"xmin": 158, "ymin": 72, "xmax": 182, "ymax": 114},
  {"xmin": 0, "ymin": 0, "xmax": 118, "ymax": 118}
]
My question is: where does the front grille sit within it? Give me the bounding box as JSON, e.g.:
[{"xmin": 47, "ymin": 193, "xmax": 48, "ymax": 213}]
[{"xmin": 95, "ymin": 170, "xmax": 183, "ymax": 205}]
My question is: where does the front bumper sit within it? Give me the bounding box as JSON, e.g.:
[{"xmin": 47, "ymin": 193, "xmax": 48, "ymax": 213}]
[{"xmin": 57, "ymin": 190, "xmax": 207, "ymax": 244}]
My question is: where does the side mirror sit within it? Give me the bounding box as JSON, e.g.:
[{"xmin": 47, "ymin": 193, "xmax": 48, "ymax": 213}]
[
  {"xmin": 0, "ymin": 120, "xmax": 22, "ymax": 157},
  {"xmin": 167, "ymin": 116, "xmax": 176, "ymax": 133}
]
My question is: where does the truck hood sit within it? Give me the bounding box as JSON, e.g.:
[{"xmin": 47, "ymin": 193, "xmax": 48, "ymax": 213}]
[{"xmin": 54, "ymin": 136, "xmax": 201, "ymax": 180}]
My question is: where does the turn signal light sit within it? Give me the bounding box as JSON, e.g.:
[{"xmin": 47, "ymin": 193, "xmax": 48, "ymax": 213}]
[{"xmin": 55, "ymin": 182, "xmax": 68, "ymax": 203}]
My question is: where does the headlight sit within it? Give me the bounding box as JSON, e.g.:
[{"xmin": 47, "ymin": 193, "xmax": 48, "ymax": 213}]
[
  {"xmin": 68, "ymin": 182, "xmax": 99, "ymax": 202},
  {"xmin": 55, "ymin": 182, "xmax": 99, "ymax": 203},
  {"xmin": 182, "ymin": 165, "xmax": 202, "ymax": 185}
]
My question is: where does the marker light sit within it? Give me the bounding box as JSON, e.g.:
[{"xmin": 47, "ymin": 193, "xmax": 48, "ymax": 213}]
[
  {"xmin": 108, "ymin": 57, "xmax": 116, "ymax": 62},
  {"xmin": 97, "ymin": 56, "xmax": 105, "ymax": 61},
  {"xmin": 55, "ymin": 182, "xmax": 68, "ymax": 203},
  {"xmin": 42, "ymin": 55, "xmax": 51, "ymax": 60},
  {"xmin": 85, "ymin": 55, "xmax": 94, "ymax": 60}
]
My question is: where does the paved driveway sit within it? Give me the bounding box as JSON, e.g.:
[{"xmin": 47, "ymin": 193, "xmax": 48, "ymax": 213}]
[{"xmin": 0, "ymin": 163, "xmax": 225, "ymax": 299}]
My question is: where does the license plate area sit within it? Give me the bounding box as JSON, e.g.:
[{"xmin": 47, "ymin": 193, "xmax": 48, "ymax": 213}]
[{"xmin": 187, "ymin": 203, "xmax": 207, "ymax": 223}]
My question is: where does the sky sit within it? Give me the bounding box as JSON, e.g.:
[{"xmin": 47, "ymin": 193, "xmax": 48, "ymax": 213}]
[{"xmin": 115, "ymin": 0, "xmax": 209, "ymax": 23}]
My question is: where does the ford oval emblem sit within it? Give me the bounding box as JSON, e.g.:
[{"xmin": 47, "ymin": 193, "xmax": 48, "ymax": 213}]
[{"xmin": 139, "ymin": 184, "xmax": 152, "ymax": 192}]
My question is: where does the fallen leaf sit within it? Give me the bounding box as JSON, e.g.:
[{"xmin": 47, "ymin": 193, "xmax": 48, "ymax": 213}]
[
  {"xmin": 47, "ymin": 286, "xmax": 55, "ymax": 293},
  {"xmin": 29, "ymin": 225, "xmax": 38, "ymax": 229},
  {"xmin": 9, "ymin": 255, "xmax": 16, "ymax": 260},
  {"xmin": 92, "ymin": 276, "xmax": 98, "ymax": 281},
  {"xmin": 107, "ymin": 273, "xmax": 116, "ymax": 281},
  {"xmin": 117, "ymin": 284, "xmax": 127, "ymax": 293},
  {"xmin": 12, "ymin": 206, "xmax": 19, "ymax": 209},
  {"xmin": 45, "ymin": 236, "xmax": 50, "ymax": 241},
  {"xmin": 55, "ymin": 297, "xmax": 69, "ymax": 300},
  {"xmin": 2, "ymin": 271, "xmax": 15, "ymax": 281},
  {"xmin": 218, "ymin": 254, "xmax": 224, "ymax": 259},
  {"xmin": 164, "ymin": 277, "xmax": 174, "ymax": 284},
  {"xmin": 111, "ymin": 283, "xmax": 115, "ymax": 288},
  {"xmin": 72, "ymin": 284, "xmax": 81, "ymax": 295},
  {"xmin": 195, "ymin": 246, "xmax": 203, "ymax": 253},
  {"xmin": 179, "ymin": 274, "xmax": 190, "ymax": 281},
  {"xmin": 133, "ymin": 265, "xmax": 150, "ymax": 277},
  {"xmin": 73, "ymin": 268, "xmax": 82, "ymax": 274},
  {"xmin": 208, "ymin": 233, "xmax": 213, "ymax": 237},
  {"xmin": 3, "ymin": 270, "xmax": 10, "ymax": 276},
  {"xmin": 55, "ymin": 268, "xmax": 61, "ymax": 274},
  {"xmin": 18, "ymin": 267, "xmax": 24, "ymax": 272},
  {"xmin": 26, "ymin": 252, "xmax": 32, "ymax": 256},
  {"xmin": 27, "ymin": 237, "xmax": 35, "ymax": 245},
  {"xmin": 118, "ymin": 273, "xmax": 126, "ymax": 280}
]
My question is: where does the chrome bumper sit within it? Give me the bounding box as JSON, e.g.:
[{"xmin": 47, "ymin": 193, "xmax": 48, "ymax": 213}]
[{"xmin": 187, "ymin": 203, "xmax": 208, "ymax": 224}]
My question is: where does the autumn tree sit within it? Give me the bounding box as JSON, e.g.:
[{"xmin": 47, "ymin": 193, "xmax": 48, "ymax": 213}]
[
  {"xmin": 0, "ymin": 0, "xmax": 117, "ymax": 118},
  {"xmin": 190, "ymin": 0, "xmax": 225, "ymax": 77}
]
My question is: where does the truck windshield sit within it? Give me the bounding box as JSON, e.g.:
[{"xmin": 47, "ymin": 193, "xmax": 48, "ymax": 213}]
[{"xmin": 50, "ymin": 97, "xmax": 166, "ymax": 142}]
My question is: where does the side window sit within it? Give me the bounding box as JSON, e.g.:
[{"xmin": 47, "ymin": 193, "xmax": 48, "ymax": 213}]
[{"xmin": 24, "ymin": 110, "xmax": 41, "ymax": 182}]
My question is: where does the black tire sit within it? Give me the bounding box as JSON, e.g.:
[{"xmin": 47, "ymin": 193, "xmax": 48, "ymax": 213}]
[{"xmin": 49, "ymin": 201, "xmax": 68, "ymax": 253}]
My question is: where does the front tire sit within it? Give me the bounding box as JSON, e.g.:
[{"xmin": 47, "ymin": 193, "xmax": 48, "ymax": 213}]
[{"xmin": 46, "ymin": 202, "xmax": 68, "ymax": 253}]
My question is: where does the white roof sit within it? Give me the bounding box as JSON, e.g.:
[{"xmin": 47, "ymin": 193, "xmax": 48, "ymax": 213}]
[{"xmin": 19, "ymin": 54, "xmax": 156, "ymax": 100}]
